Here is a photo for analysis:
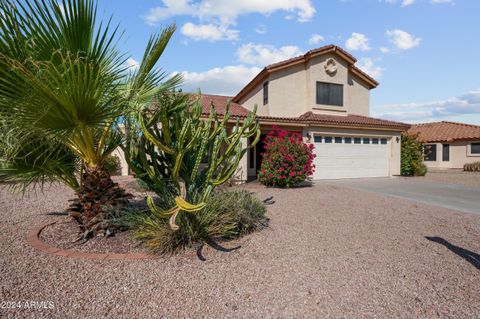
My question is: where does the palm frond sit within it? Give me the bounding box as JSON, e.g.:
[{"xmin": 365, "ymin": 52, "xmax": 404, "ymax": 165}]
[{"xmin": 0, "ymin": 127, "xmax": 79, "ymax": 193}]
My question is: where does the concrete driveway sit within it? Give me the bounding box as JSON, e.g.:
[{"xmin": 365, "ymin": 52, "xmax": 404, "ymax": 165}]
[{"xmin": 321, "ymin": 177, "xmax": 480, "ymax": 215}]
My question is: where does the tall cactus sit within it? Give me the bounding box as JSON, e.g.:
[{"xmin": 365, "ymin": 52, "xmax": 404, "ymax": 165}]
[{"xmin": 127, "ymin": 92, "xmax": 260, "ymax": 230}]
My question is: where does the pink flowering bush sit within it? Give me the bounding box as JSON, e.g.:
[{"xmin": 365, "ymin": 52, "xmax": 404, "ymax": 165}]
[{"xmin": 258, "ymin": 126, "xmax": 315, "ymax": 187}]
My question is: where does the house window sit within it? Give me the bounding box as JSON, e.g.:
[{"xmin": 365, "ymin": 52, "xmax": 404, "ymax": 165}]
[
  {"xmin": 344, "ymin": 137, "xmax": 352, "ymax": 144},
  {"xmin": 424, "ymin": 144, "xmax": 437, "ymax": 161},
  {"xmin": 313, "ymin": 135, "xmax": 322, "ymax": 143},
  {"xmin": 263, "ymin": 81, "xmax": 268, "ymax": 105},
  {"xmin": 335, "ymin": 137, "xmax": 342, "ymax": 143},
  {"xmin": 316, "ymin": 82, "xmax": 343, "ymax": 106},
  {"xmin": 372, "ymin": 138, "xmax": 379, "ymax": 144},
  {"xmin": 471, "ymin": 143, "xmax": 480, "ymax": 154},
  {"xmin": 442, "ymin": 144, "xmax": 450, "ymax": 162},
  {"xmin": 354, "ymin": 137, "xmax": 361, "ymax": 144},
  {"xmin": 380, "ymin": 138, "xmax": 387, "ymax": 145},
  {"xmin": 363, "ymin": 138, "xmax": 370, "ymax": 144},
  {"xmin": 325, "ymin": 136, "xmax": 333, "ymax": 143}
]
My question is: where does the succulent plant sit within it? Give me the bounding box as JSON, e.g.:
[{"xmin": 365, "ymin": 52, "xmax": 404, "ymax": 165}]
[{"xmin": 126, "ymin": 92, "xmax": 260, "ymax": 230}]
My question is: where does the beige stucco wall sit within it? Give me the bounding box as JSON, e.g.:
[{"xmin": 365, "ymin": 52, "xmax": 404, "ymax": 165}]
[
  {"xmin": 302, "ymin": 126, "xmax": 402, "ymax": 176},
  {"xmin": 113, "ymin": 147, "xmax": 129, "ymax": 176},
  {"xmin": 269, "ymin": 64, "xmax": 308, "ymax": 117},
  {"xmin": 238, "ymin": 53, "xmax": 371, "ymax": 118},
  {"xmin": 423, "ymin": 140, "xmax": 480, "ymax": 169},
  {"xmin": 235, "ymin": 137, "xmax": 249, "ymax": 182}
]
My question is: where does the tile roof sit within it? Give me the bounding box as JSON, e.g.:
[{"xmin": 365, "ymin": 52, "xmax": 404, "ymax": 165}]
[
  {"xmin": 265, "ymin": 45, "xmax": 356, "ymax": 71},
  {"xmin": 298, "ymin": 112, "xmax": 410, "ymax": 130},
  {"xmin": 197, "ymin": 94, "xmax": 250, "ymax": 117},
  {"xmin": 198, "ymin": 94, "xmax": 409, "ymax": 131},
  {"xmin": 408, "ymin": 121, "xmax": 480, "ymax": 142}
]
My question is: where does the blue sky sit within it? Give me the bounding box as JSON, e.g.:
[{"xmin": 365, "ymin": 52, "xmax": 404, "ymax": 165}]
[{"xmin": 98, "ymin": 0, "xmax": 480, "ymax": 124}]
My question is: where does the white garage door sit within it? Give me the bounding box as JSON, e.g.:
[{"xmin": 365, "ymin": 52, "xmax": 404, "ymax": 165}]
[{"xmin": 312, "ymin": 135, "xmax": 389, "ymax": 179}]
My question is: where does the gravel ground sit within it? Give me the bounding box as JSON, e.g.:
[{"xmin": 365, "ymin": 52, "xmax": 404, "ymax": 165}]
[
  {"xmin": 416, "ymin": 169, "xmax": 480, "ymax": 187},
  {"xmin": 1, "ymin": 180, "xmax": 479, "ymax": 318},
  {"xmin": 40, "ymin": 220, "xmax": 148, "ymax": 254}
]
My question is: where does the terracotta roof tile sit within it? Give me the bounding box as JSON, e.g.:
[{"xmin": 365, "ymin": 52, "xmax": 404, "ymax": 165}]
[
  {"xmin": 198, "ymin": 94, "xmax": 408, "ymax": 130},
  {"xmin": 298, "ymin": 112, "xmax": 410, "ymax": 130},
  {"xmin": 197, "ymin": 94, "xmax": 250, "ymax": 117},
  {"xmin": 408, "ymin": 121, "xmax": 480, "ymax": 142},
  {"xmin": 265, "ymin": 45, "xmax": 356, "ymax": 71}
]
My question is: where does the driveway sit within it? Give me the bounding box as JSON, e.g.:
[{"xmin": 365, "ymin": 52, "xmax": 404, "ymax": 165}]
[{"xmin": 321, "ymin": 177, "xmax": 480, "ymax": 215}]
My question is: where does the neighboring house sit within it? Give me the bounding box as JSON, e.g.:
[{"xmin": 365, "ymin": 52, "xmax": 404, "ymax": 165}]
[
  {"xmin": 408, "ymin": 121, "xmax": 480, "ymax": 169},
  {"xmin": 118, "ymin": 45, "xmax": 410, "ymax": 180}
]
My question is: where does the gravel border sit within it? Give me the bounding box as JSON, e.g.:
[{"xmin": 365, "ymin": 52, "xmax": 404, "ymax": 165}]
[{"xmin": 27, "ymin": 221, "xmax": 153, "ymax": 260}]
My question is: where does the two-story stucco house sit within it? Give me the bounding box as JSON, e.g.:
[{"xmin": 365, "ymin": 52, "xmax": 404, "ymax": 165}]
[
  {"xmin": 116, "ymin": 45, "xmax": 410, "ymax": 180},
  {"xmin": 202, "ymin": 45, "xmax": 410, "ymax": 181}
]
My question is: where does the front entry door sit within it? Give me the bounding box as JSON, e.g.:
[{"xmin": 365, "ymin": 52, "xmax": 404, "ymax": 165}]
[{"xmin": 248, "ymin": 134, "xmax": 267, "ymax": 178}]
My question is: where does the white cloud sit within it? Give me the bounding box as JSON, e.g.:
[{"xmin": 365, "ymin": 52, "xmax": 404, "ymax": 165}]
[
  {"xmin": 181, "ymin": 22, "xmax": 239, "ymax": 41},
  {"xmin": 356, "ymin": 58, "xmax": 384, "ymax": 79},
  {"xmin": 308, "ymin": 34, "xmax": 325, "ymax": 45},
  {"xmin": 374, "ymin": 89, "xmax": 480, "ymax": 123},
  {"xmin": 255, "ymin": 24, "xmax": 267, "ymax": 34},
  {"xmin": 126, "ymin": 58, "xmax": 139, "ymax": 71},
  {"xmin": 401, "ymin": 0, "xmax": 415, "ymax": 6},
  {"xmin": 144, "ymin": 0, "xmax": 316, "ymax": 25},
  {"xmin": 430, "ymin": 0, "xmax": 454, "ymax": 3},
  {"xmin": 380, "ymin": 0, "xmax": 415, "ymax": 6},
  {"xmin": 236, "ymin": 43, "xmax": 302, "ymax": 66},
  {"xmin": 380, "ymin": 47, "xmax": 390, "ymax": 53},
  {"xmin": 345, "ymin": 32, "xmax": 371, "ymax": 51},
  {"xmin": 173, "ymin": 65, "xmax": 262, "ymax": 96},
  {"xmin": 386, "ymin": 29, "xmax": 421, "ymax": 50}
]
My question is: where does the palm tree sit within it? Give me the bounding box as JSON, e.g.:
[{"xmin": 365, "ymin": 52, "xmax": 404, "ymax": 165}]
[{"xmin": 0, "ymin": 0, "xmax": 181, "ymax": 238}]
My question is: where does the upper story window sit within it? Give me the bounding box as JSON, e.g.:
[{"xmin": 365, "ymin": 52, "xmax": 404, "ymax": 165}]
[
  {"xmin": 316, "ymin": 81, "xmax": 343, "ymax": 107},
  {"xmin": 263, "ymin": 81, "xmax": 269, "ymax": 105}
]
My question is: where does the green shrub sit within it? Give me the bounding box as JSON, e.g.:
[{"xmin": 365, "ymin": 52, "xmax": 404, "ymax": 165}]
[
  {"xmin": 464, "ymin": 161, "xmax": 480, "ymax": 172},
  {"xmin": 412, "ymin": 161, "xmax": 428, "ymax": 176},
  {"xmin": 132, "ymin": 190, "xmax": 267, "ymax": 254},
  {"xmin": 401, "ymin": 132, "xmax": 427, "ymax": 176},
  {"xmin": 103, "ymin": 154, "xmax": 122, "ymax": 176},
  {"xmin": 259, "ymin": 126, "xmax": 315, "ymax": 187}
]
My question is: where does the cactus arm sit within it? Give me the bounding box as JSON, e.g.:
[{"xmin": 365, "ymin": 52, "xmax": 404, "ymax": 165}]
[
  {"xmin": 147, "ymin": 196, "xmax": 180, "ymax": 218},
  {"xmin": 138, "ymin": 112, "xmax": 175, "ymax": 154},
  {"xmin": 190, "ymin": 128, "xmax": 209, "ymax": 180}
]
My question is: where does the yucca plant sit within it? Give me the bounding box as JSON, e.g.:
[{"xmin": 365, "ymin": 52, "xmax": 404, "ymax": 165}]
[{"xmin": 0, "ymin": 0, "xmax": 180, "ymax": 238}]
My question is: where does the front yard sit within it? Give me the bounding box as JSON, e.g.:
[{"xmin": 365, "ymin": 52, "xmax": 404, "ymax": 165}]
[{"xmin": 1, "ymin": 177, "xmax": 479, "ymax": 318}]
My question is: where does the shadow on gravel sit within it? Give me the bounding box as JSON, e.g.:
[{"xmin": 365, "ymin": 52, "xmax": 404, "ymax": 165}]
[
  {"xmin": 45, "ymin": 211, "xmax": 68, "ymax": 216},
  {"xmin": 196, "ymin": 241, "xmax": 241, "ymax": 261},
  {"xmin": 426, "ymin": 236, "xmax": 480, "ymax": 270}
]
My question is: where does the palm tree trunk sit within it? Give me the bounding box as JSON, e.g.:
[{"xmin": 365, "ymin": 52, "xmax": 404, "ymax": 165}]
[{"xmin": 69, "ymin": 165, "xmax": 131, "ymax": 238}]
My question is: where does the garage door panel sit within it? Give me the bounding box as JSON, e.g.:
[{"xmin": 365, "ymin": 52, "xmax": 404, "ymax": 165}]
[{"xmin": 313, "ymin": 138, "xmax": 389, "ymax": 179}]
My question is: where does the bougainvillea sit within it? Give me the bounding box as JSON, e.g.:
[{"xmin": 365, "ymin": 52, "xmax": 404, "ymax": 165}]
[{"xmin": 258, "ymin": 126, "xmax": 315, "ymax": 187}]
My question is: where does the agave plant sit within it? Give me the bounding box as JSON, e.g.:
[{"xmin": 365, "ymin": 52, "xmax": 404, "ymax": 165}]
[
  {"xmin": 127, "ymin": 91, "xmax": 260, "ymax": 230},
  {"xmin": 0, "ymin": 0, "xmax": 180, "ymax": 238}
]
